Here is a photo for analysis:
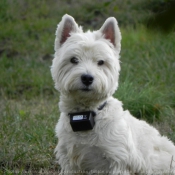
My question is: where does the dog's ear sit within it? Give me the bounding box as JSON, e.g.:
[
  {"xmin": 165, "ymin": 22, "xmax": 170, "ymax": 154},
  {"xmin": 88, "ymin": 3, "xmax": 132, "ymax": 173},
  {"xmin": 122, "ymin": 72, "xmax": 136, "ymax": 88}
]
[
  {"xmin": 55, "ymin": 14, "xmax": 82, "ymax": 51},
  {"xmin": 99, "ymin": 17, "xmax": 121, "ymax": 53}
]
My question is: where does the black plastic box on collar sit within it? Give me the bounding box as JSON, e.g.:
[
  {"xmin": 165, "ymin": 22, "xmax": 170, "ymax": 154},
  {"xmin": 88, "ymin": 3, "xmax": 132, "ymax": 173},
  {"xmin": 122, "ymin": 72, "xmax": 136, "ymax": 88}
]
[{"xmin": 69, "ymin": 111, "xmax": 95, "ymax": 132}]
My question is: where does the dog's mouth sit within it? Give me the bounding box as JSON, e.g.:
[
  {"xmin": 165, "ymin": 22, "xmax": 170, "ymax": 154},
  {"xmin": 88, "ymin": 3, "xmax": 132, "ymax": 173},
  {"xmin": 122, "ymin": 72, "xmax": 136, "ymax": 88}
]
[{"xmin": 80, "ymin": 87, "xmax": 92, "ymax": 92}]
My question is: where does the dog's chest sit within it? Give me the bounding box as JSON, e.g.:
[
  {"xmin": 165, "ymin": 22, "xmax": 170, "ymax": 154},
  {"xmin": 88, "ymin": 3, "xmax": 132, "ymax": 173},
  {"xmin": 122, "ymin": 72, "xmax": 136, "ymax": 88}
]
[{"xmin": 70, "ymin": 144, "xmax": 110, "ymax": 171}]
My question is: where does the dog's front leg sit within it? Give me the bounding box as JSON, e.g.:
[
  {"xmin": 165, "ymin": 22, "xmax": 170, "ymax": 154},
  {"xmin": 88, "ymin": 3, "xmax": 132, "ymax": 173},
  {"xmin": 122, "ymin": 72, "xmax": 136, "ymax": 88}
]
[
  {"xmin": 103, "ymin": 161, "xmax": 131, "ymax": 175},
  {"xmin": 96, "ymin": 119, "xmax": 141, "ymax": 174},
  {"xmin": 56, "ymin": 143, "xmax": 87, "ymax": 175},
  {"xmin": 55, "ymin": 144, "xmax": 73, "ymax": 175}
]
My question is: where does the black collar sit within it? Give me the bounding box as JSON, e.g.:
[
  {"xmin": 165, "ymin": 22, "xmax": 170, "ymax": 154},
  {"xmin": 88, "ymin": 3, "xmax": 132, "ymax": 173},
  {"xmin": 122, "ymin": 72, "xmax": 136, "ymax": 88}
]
[
  {"xmin": 91, "ymin": 101, "xmax": 107, "ymax": 116},
  {"xmin": 69, "ymin": 101, "xmax": 107, "ymax": 131},
  {"xmin": 68, "ymin": 101, "xmax": 107, "ymax": 117},
  {"xmin": 98, "ymin": 101, "xmax": 107, "ymax": 111}
]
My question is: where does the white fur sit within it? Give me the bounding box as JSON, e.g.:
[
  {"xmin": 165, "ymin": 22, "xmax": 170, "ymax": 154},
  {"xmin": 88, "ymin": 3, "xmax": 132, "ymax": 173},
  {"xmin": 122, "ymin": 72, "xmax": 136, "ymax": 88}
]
[{"xmin": 51, "ymin": 14, "xmax": 175, "ymax": 174}]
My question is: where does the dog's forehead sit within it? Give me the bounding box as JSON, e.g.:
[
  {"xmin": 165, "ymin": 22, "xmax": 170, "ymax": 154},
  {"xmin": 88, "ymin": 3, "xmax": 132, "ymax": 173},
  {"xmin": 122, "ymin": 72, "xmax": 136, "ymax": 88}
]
[
  {"xmin": 68, "ymin": 32, "xmax": 97, "ymax": 45},
  {"xmin": 64, "ymin": 42, "xmax": 114, "ymax": 61},
  {"xmin": 66, "ymin": 32, "xmax": 114, "ymax": 54}
]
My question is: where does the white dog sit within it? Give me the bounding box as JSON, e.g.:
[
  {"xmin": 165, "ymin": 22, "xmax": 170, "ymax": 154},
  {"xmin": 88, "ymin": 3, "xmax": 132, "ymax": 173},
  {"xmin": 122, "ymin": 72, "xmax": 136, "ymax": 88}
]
[{"xmin": 51, "ymin": 14, "xmax": 175, "ymax": 174}]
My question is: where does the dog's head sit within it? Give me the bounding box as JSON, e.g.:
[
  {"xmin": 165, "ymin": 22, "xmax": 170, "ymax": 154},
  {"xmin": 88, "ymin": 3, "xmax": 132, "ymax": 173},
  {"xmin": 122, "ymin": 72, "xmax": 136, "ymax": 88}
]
[{"xmin": 51, "ymin": 14, "xmax": 121, "ymax": 102}]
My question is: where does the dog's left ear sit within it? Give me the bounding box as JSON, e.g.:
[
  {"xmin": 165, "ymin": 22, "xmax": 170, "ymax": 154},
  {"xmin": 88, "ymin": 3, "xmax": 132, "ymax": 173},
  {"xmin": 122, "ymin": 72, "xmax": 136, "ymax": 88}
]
[
  {"xmin": 55, "ymin": 14, "xmax": 82, "ymax": 51},
  {"xmin": 99, "ymin": 17, "xmax": 121, "ymax": 53}
]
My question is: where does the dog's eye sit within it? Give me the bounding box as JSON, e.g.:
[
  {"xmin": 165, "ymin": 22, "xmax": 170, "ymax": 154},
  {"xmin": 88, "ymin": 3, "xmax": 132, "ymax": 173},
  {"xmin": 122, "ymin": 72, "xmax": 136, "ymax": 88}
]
[
  {"xmin": 70, "ymin": 57, "xmax": 79, "ymax": 64},
  {"xmin": 98, "ymin": 60, "xmax": 104, "ymax": 66}
]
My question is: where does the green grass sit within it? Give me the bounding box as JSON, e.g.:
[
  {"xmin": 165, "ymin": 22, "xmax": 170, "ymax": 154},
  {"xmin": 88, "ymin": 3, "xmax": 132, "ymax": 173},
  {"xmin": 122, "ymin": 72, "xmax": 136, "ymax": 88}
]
[
  {"xmin": 0, "ymin": 0, "xmax": 175, "ymax": 174},
  {"xmin": 117, "ymin": 27, "xmax": 175, "ymax": 123},
  {"xmin": 0, "ymin": 98, "xmax": 59, "ymax": 174},
  {"xmin": 0, "ymin": 57, "xmax": 55, "ymax": 99}
]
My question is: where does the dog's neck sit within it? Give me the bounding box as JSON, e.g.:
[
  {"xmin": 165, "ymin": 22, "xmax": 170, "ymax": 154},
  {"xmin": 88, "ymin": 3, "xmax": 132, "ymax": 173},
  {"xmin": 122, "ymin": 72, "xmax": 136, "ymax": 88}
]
[{"xmin": 59, "ymin": 94, "xmax": 108, "ymax": 113}]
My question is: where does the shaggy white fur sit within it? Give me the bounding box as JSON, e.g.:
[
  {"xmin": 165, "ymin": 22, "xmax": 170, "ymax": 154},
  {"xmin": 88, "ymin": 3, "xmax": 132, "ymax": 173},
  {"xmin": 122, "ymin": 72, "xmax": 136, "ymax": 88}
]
[{"xmin": 51, "ymin": 14, "xmax": 175, "ymax": 174}]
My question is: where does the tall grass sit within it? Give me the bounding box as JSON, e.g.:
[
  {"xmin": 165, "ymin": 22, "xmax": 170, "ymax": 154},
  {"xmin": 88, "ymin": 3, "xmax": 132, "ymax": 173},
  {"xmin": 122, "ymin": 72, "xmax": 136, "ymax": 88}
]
[
  {"xmin": 0, "ymin": 0, "xmax": 175, "ymax": 174},
  {"xmin": 117, "ymin": 27, "xmax": 175, "ymax": 123}
]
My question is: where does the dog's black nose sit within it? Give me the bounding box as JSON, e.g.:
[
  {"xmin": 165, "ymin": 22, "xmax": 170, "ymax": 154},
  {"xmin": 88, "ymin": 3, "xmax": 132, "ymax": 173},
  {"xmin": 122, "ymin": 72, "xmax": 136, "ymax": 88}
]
[{"xmin": 81, "ymin": 74, "xmax": 94, "ymax": 86}]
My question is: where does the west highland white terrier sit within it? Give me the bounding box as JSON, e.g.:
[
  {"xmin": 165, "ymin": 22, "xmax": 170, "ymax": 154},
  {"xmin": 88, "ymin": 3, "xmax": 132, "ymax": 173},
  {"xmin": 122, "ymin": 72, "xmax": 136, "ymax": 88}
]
[{"xmin": 51, "ymin": 14, "xmax": 175, "ymax": 174}]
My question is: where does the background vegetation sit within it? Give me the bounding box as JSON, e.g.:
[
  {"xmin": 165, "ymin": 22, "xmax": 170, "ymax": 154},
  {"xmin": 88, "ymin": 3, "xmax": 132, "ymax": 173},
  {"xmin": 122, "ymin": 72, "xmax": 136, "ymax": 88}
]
[{"xmin": 0, "ymin": 0, "xmax": 175, "ymax": 174}]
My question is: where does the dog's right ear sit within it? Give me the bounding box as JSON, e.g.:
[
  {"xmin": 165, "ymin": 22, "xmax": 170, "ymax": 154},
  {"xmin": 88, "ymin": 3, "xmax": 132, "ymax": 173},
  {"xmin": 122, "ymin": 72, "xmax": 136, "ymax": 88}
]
[{"xmin": 55, "ymin": 14, "xmax": 82, "ymax": 51}]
